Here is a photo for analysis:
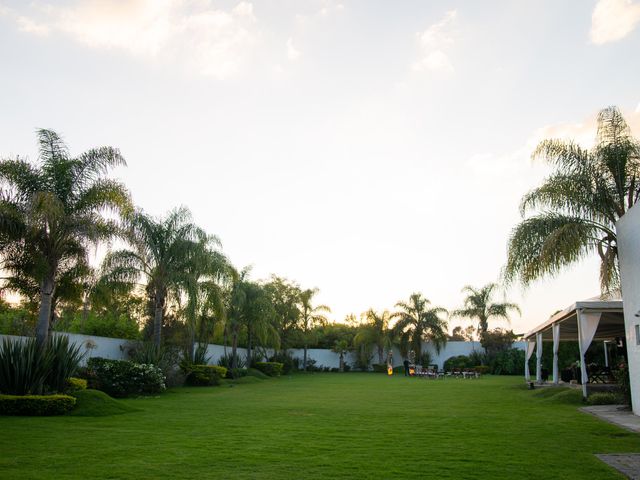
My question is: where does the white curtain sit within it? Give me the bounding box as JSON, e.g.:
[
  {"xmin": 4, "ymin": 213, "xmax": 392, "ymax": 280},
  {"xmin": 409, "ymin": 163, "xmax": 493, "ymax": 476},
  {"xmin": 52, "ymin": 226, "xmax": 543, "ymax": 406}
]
[
  {"xmin": 552, "ymin": 323, "xmax": 560, "ymax": 383},
  {"xmin": 524, "ymin": 340, "xmax": 536, "ymax": 380},
  {"xmin": 579, "ymin": 312, "xmax": 601, "ymax": 356}
]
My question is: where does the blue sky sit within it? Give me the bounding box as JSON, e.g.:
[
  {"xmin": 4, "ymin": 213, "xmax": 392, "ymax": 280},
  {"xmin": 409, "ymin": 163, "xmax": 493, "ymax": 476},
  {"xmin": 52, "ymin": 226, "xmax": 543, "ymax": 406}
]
[{"xmin": 1, "ymin": 0, "xmax": 639, "ymax": 333}]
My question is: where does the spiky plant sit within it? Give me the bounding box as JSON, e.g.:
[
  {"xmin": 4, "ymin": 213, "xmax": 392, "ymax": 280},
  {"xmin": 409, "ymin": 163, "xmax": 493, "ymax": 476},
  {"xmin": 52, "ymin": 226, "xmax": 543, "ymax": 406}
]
[
  {"xmin": 392, "ymin": 293, "xmax": 448, "ymax": 359},
  {"xmin": 505, "ymin": 106, "xmax": 640, "ymax": 292}
]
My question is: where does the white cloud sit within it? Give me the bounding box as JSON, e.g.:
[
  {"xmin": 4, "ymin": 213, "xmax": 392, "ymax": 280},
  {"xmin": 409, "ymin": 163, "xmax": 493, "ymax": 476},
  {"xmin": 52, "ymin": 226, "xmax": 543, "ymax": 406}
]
[
  {"xmin": 286, "ymin": 37, "xmax": 300, "ymax": 61},
  {"xmin": 412, "ymin": 10, "xmax": 457, "ymax": 73},
  {"xmin": 590, "ymin": 0, "xmax": 640, "ymax": 44},
  {"xmin": 1, "ymin": 0, "xmax": 259, "ymax": 79}
]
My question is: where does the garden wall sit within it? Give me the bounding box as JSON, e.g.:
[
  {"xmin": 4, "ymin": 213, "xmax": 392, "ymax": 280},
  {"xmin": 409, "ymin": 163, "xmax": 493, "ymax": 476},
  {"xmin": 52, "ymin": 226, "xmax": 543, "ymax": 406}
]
[{"xmin": 0, "ymin": 332, "xmax": 526, "ymax": 370}]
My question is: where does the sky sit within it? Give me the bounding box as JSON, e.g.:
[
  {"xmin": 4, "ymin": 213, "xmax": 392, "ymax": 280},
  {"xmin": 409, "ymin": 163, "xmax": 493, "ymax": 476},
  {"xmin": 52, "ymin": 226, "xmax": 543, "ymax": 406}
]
[{"xmin": 1, "ymin": 0, "xmax": 640, "ymax": 334}]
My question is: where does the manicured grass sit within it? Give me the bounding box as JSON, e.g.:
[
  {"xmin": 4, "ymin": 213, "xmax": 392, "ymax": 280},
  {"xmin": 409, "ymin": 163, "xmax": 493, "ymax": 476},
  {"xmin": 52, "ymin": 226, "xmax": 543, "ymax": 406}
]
[
  {"xmin": 1, "ymin": 374, "xmax": 638, "ymax": 479},
  {"xmin": 68, "ymin": 389, "xmax": 140, "ymax": 417}
]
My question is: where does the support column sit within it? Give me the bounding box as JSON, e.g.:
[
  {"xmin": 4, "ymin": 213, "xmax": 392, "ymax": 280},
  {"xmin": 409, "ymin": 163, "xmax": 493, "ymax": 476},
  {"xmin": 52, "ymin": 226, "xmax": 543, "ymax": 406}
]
[
  {"xmin": 552, "ymin": 323, "xmax": 560, "ymax": 384},
  {"xmin": 536, "ymin": 332, "xmax": 543, "ymax": 383},
  {"xmin": 604, "ymin": 341, "xmax": 609, "ymax": 368}
]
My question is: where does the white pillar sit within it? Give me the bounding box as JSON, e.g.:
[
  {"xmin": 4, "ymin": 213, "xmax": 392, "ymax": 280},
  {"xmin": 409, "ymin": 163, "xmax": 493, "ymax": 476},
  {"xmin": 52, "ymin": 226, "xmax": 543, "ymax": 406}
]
[
  {"xmin": 552, "ymin": 323, "xmax": 560, "ymax": 384},
  {"xmin": 604, "ymin": 341, "xmax": 609, "ymax": 368},
  {"xmin": 536, "ymin": 332, "xmax": 543, "ymax": 383}
]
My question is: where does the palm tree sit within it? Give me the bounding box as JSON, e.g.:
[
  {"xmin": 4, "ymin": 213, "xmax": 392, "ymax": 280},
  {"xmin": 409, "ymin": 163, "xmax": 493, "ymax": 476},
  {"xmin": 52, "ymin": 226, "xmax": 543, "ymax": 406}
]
[
  {"xmin": 241, "ymin": 281, "xmax": 279, "ymax": 366},
  {"xmin": 298, "ymin": 288, "xmax": 330, "ymax": 371},
  {"xmin": 0, "ymin": 129, "xmax": 131, "ymax": 346},
  {"xmin": 332, "ymin": 339, "xmax": 349, "ymax": 372},
  {"xmin": 505, "ymin": 106, "xmax": 640, "ymax": 292},
  {"xmin": 354, "ymin": 309, "xmax": 391, "ymax": 364},
  {"xmin": 452, "ymin": 283, "xmax": 520, "ymax": 340},
  {"xmin": 101, "ymin": 207, "xmax": 207, "ymax": 346},
  {"xmin": 392, "ymin": 293, "xmax": 448, "ymax": 360}
]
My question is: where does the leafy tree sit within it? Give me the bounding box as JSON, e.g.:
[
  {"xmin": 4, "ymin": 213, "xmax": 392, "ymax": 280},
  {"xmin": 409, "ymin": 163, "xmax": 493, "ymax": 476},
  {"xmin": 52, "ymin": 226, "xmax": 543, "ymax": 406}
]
[
  {"xmin": 354, "ymin": 309, "xmax": 392, "ymax": 364},
  {"xmin": 332, "ymin": 339, "xmax": 350, "ymax": 372},
  {"xmin": 101, "ymin": 207, "xmax": 207, "ymax": 346},
  {"xmin": 392, "ymin": 293, "xmax": 448, "ymax": 359},
  {"xmin": 505, "ymin": 106, "xmax": 640, "ymax": 292},
  {"xmin": 448, "ymin": 325, "xmax": 475, "ymax": 341},
  {"xmin": 298, "ymin": 288, "xmax": 330, "ymax": 370},
  {"xmin": 0, "ymin": 129, "xmax": 131, "ymax": 345},
  {"xmin": 264, "ymin": 276, "xmax": 301, "ymax": 352},
  {"xmin": 242, "ymin": 281, "xmax": 279, "ymax": 366},
  {"xmin": 452, "ymin": 283, "xmax": 520, "ymax": 340}
]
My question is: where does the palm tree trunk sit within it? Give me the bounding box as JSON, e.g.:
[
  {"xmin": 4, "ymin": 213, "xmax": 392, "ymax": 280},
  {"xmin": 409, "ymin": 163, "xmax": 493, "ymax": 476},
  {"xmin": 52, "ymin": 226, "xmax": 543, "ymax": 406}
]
[
  {"xmin": 231, "ymin": 325, "xmax": 238, "ymax": 371},
  {"xmin": 153, "ymin": 294, "xmax": 164, "ymax": 347},
  {"xmin": 36, "ymin": 274, "xmax": 55, "ymax": 347},
  {"xmin": 303, "ymin": 343, "xmax": 308, "ymax": 371},
  {"xmin": 339, "ymin": 352, "xmax": 344, "ymax": 372},
  {"xmin": 247, "ymin": 327, "xmax": 252, "ymax": 367},
  {"xmin": 189, "ymin": 324, "xmax": 196, "ymax": 362}
]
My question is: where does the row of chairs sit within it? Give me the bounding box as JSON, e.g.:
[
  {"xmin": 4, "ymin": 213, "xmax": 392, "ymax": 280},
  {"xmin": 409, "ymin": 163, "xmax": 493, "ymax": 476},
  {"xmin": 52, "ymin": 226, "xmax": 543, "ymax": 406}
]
[{"xmin": 413, "ymin": 366, "xmax": 481, "ymax": 379}]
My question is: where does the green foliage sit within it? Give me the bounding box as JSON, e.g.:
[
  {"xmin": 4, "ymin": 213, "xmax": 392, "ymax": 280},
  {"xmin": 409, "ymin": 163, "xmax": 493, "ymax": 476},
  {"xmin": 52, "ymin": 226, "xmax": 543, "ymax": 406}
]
[
  {"xmin": 55, "ymin": 312, "xmax": 141, "ymax": 340},
  {"xmin": 586, "ymin": 392, "xmax": 623, "ymax": 406},
  {"xmin": 616, "ymin": 363, "xmax": 631, "ymax": 405},
  {"xmin": 128, "ymin": 342, "xmax": 179, "ymax": 375},
  {"xmin": 217, "ymin": 353, "xmax": 247, "ymax": 369},
  {"xmin": 481, "ymin": 328, "xmax": 517, "ymax": 357},
  {"xmin": 85, "ymin": 357, "xmax": 166, "ymax": 397},
  {"xmin": 246, "ymin": 368, "xmax": 269, "ymax": 379},
  {"xmin": 255, "ymin": 362, "xmax": 284, "ymax": 377},
  {"xmin": 0, "ymin": 337, "xmax": 53, "ymax": 395},
  {"xmin": 505, "ymin": 106, "xmax": 640, "ymax": 292},
  {"xmin": 192, "ymin": 343, "xmax": 211, "ymax": 366},
  {"xmin": 0, "ymin": 303, "xmax": 36, "ymax": 336},
  {"xmin": 443, "ymin": 355, "xmax": 474, "ymax": 371},
  {"xmin": 66, "ymin": 377, "xmax": 87, "ymax": 391},
  {"xmin": 453, "ymin": 284, "xmax": 520, "ymax": 338},
  {"xmin": 68, "ymin": 389, "xmax": 139, "ymax": 417},
  {"xmin": 184, "ymin": 365, "xmax": 227, "ymax": 386},
  {"xmin": 393, "ymin": 293, "xmax": 448, "ymax": 358},
  {"xmin": 45, "ymin": 336, "xmax": 85, "ymax": 393},
  {"xmin": 489, "ymin": 348, "xmax": 525, "ymax": 375},
  {"xmin": 0, "ymin": 393, "xmax": 76, "ymax": 416},
  {"xmin": 474, "ymin": 366, "xmax": 490, "ymax": 374},
  {"xmin": 268, "ymin": 351, "xmax": 298, "ymax": 373},
  {"xmin": 371, "ymin": 364, "xmax": 387, "ymax": 373}
]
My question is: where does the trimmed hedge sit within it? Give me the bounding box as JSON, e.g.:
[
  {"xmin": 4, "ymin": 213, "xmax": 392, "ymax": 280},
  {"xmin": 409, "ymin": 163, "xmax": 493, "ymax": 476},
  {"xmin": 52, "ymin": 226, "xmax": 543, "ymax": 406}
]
[
  {"xmin": 185, "ymin": 365, "xmax": 228, "ymax": 386},
  {"xmin": 85, "ymin": 358, "xmax": 166, "ymax": 398},
  {"xmin": 255, "ymin": 362, "xmax": 284, "ymax": 377},
  {"xmin": 0, "ymin": 394, "xmax": 76, "ymax": 416},
  {"xmin": 66, "ymin": 377, "xmax": 87, "ymax": 392}
]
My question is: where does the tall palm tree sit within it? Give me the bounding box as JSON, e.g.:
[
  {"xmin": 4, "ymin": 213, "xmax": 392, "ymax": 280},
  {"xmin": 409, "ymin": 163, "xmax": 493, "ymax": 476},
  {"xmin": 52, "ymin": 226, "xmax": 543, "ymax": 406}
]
[
  {"xmin": 298, "ymin": 288, "xmax": 330, "ymax": 371},
  {"xmin": 354, "ymin": 309, "xmax": 391, "ymax": 365},
  {"xmin": 101, "ymin": 207, "xmax": 207, "ymax": 346},
  {"xmin": 241, "ymin": 281, "xmax": 279, "ymax": 366},
  {"xmin": 392, "ymin": 293, "xmax": 448, "ymax": 360},
  {"xmin": 505, "ymin": 106, "xmax": 640, "ymax": 292},
  {"xmin": 452, "ymin": 283, "xmax": 520, "ymax": 340},
  {"xmin": 0, "ymin": 129, "xmax": 131, "ymax": 345}
]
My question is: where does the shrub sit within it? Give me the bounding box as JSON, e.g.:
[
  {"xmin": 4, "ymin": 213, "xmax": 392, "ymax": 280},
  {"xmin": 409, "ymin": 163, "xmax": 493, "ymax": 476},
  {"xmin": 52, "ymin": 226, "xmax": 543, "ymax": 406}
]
[
  {"xmin": 587, "ymin": 392, "xmax": 623, "ymax": 406},
  {"xmin": 128, "ymin": 342, "xmax": 179, "ymax": 375},
  {"xmin": 192, "ymin": 343, "xmax": 211, "ymax": 365},
  {"xmin": 66, "ymin": 377, "xmax": 87, "ymax": 391},
  {"xmin": 46, "ymin": 336, "xmax": 85, "ymax": 393},
  {"xmin": 0, "ymin": 337, "xmax": 52, "ymax": 395},
  {"xmin": 268, "ymin": 352, "xmax": 298, "ymax": 374},
  {"xmin": 488, "ymin": 348, "xmax": 525, "ymax": 375},
  {"xmin": 0, "ymin": 394, "xmax": 76, "ymax": 416},
  {"xmin": 225, "ymin": 368, "xmax": 248, "ymax": 379},
  {"xmin": 86, "ymin": 357, "xmax": 166, "ymax": 397},
  {"xmin": 418, "ymin": 351, "xmax": 432, "ymax": 367},
  {"xmin": 255, "ymin": 362, "xmax": 284, "ymax": 377},
  {"xmin": 371, "ymin": 364, "xmax": 387, "ymax": 373},
  {"xmin": 218, "ymin": 353, "xmax": 247, "ymax": 369},
  {"xmin": 474, "ymin": 366, "xmax": 490, "ymax": 375},
  {"xmin": 184, "ymin": 365, "xmax": 227, "ymax": 386},
  {"xmin": 443, "ymin": 355, "xmax": 473, "ymax": 372},
  {"xmin": 616, "ymin": 363, "xmax": 631, "ymax": 405}
]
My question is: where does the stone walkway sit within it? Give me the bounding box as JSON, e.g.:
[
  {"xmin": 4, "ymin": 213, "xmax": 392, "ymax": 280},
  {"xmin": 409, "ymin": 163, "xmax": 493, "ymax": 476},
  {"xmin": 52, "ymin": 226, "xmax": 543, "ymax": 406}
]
[
  {"xmin": 581, "ymin": 405, "xmax": 640, "ymax": 478},
  {"xmin": 580, "ymin": 405, "xmax": 640, "ymax": 433}
]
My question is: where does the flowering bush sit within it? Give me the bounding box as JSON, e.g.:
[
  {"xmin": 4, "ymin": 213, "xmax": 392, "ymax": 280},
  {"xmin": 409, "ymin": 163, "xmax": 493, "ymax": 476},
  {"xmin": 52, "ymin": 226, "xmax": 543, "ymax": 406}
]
[{"xmin": 85, "ymin": 357, "xmax": 166, "ymax": 398}]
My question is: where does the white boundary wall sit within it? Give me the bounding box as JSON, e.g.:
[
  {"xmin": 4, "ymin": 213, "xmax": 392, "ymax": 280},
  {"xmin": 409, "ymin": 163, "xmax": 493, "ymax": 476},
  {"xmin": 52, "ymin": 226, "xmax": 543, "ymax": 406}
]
[
  {"xmin": 0, "ymin": 332, "xmax": 526, "ymax": 370},
  {"xmin": 617, "ymin": 203, "xmax": 640, "ymax": 415}
]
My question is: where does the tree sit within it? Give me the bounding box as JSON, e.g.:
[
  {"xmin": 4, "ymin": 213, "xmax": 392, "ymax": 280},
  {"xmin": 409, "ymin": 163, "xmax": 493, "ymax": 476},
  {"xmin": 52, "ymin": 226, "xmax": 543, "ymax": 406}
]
[
  {"xmin": 452, "ymin": 283, "xmax": 520, "ymax": 341},
  {"xmin": 241, "ymin": 281, "xmax": 278, "ymax": 366},
  {"xmin": 264, "ymin": 276, "xmax": 301, "ymax": 352},
  {"xmin": 101, "ymin": 207, "xmax": 207, "ymax": 346},
  {"xmin": 0, "ymin": 129, "xmax": 131, "ymax": 346},
  {"xmin": 332, "ymin": 339, "xmax": 349, "ymax": 372},
  {"xmin": 298, "ymin": 288, "xmax": 330, "ymax": 371},
  {"xmin": 448, "ymin": 325, "xmax": 476, "ymax": 341},
  {"xmin": 354, "ymin": 309, "xmax": 391, "ymax": 364},
  {"xmin": 392, "ymin": 293, "xmax": 448, "ymax": 360},
  {"xmin": 505, "ymin": 106, "xmax": 640, "ymax": 292}
]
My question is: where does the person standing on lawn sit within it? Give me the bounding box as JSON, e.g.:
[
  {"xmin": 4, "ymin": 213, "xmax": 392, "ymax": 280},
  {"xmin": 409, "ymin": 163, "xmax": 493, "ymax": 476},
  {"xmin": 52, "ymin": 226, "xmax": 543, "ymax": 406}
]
[{"xmin": 403, "ymin": 359, "xmax": 410, "ymax": 377}]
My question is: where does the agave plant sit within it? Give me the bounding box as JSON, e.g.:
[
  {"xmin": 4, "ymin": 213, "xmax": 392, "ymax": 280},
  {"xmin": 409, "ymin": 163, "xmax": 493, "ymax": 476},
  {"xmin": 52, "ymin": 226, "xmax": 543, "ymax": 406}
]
[
  {"xmin": 45, "ymin": 335, "xmax": 85, "ymax": 393},
  {"xmin": 0, "ymin": 338, "xmax": 53, "ymax": 395}
]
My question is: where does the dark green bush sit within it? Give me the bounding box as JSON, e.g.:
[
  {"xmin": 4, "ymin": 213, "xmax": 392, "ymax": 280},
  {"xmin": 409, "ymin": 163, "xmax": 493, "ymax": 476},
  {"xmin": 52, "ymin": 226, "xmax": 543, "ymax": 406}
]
[
  {"xmin": 0, "ymin": 338, "xmax": 53, "ymax": 395},
  {"xmin": 443, "ymin": 355, "xmax": 473, "ymax": 371},
  {"xmin": 0, "ymin": 394, "xmax": 76, "ymax": 416},
  {"xmin": 225, "ymin": 368, "xmax": 248, "ymax": 379},
  {"xmin": 184, "ymin": 365, "xmax": 227, "ymax": 386},
  {"xmin": 268, "ymin": 352, "xmax": 298, "ymax": 374},
  {"xmin": 86, "ymin": 357, "xmax": 166, "ymax": 397},
  {"xmin": 255, "ymin": 362, "xmax": 284, "ymax": 377},
  {"xmin": 217, "ymin": 353, "xmax": 246, "ymax": 369},
  {"xmin": 371, "ymin": 364, "xmax": 387, "ymax": 373},
  {"xmin": 46, "ymin": 336, "xmax": 85, "ymax": 393},
  {"xmin": 128, "ymin": 342, "xmax": 179, "ymax": 375},
  {"xmin": 587, "ymin": 392, "xmax": 623, "ymax": 405},
  {"xmin": 66, "ymin": 377, "xmax": 87, "ymax": 391},
  {"xmin": 474, "ymin": 366, "xmax": 490, "ymax": 375},
  {"xmin": 489, "ymin": 348, "xmax": 525, "ymax": 375}
]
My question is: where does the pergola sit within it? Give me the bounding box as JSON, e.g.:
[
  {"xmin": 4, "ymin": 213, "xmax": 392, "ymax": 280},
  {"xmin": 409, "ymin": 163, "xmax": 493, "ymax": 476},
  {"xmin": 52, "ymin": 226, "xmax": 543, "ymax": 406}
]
[{"xmin": 522, "ymin": 294, "xmax": 625, "ymax": 398}]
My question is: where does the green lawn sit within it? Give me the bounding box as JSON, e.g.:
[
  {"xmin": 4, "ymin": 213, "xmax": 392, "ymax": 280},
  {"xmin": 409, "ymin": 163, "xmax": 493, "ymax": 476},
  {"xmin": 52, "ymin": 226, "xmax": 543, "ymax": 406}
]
[{"xmin": 1, "ymin": 374, "xmax": 638, "ymax": 479}]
